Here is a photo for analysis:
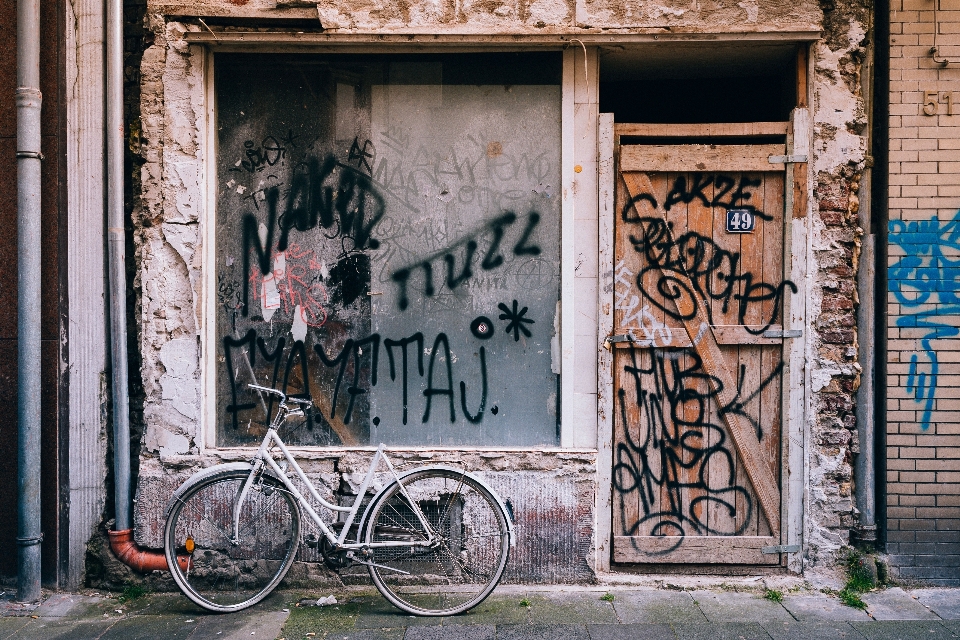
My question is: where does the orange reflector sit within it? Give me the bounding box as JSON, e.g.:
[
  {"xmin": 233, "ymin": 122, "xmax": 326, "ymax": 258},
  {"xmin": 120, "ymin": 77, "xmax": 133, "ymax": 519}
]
[{"xmin": 185, "ymin": 536, "xmax": 195, "ymax": 553}]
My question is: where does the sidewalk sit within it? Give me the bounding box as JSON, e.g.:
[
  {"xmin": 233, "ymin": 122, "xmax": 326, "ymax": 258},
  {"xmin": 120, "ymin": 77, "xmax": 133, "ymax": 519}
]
[{"xmin": 1, "ymin": 583, "xmax": 958, "ymax": 640}]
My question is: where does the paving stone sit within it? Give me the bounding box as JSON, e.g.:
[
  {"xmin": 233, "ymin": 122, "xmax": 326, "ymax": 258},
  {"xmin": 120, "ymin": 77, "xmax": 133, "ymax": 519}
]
[
  {"xmin": 690, "ymin": 590, "xmax": 793, "ymax": 623},
  {"xmin": 325, "ymin": 630, "xmax": 405, "ymax": 640},
  {"xmin": 188, "ymin": 608, "xmax": 289, "ymax": 639},
  {"xmin": 10, "ymin": 618, "xmax": 119, "ymax": 640},
  {"xmin": 586, "ymin": 622, "xmax": 676, "ymax": 639},
  {"xmin": 851, "ymin": 621, "xmax": 959, "ymax": 640},
  {"xmin": 862, "ymin": 588, "xmax": 941, "ymax": 621},
  {"xmin": 611, "ymin": 590, "xmax": 707, "ymax": 624},
  {"xmin": 522, "ymin": 592, "xmax": 618, "ymax": 624},
  {"xmin": 911, "ymin": 589, "xmax": 960, "ymax": 620},
  {"xmin": 355, "ymin": 598, "xmax": 443, "ymax": 629},
  {"xmin": 495, "ymin": 624, "xmax": 590, "ymax": 640},
  {"xmin": 673, "ymin": 622, "xmax": 773, "ymax": 639},
  {"xmin": 781, "ymin": 595, "xmax": 872, "ymax": 622},
  {"xmin": 0, "ymin": 617, "xmax": 40, "ymax": 639},
  {"xmin": 32, "ymin": 593, "xmax": 100, "ymax": 618},
  {"xmin": 435, "ymin": 595, "xmax": 528, "ymax": 625},
  {"xmin": 404, "ymin": 623, "xmax": 495, "ymax": 640},
  {"xmin": 98, "ymin": 614, "xmax": 200, "ymax": 640},
  {"xmin": 759, "ymin": 621, "xmax": 867, "ymax": 640}
]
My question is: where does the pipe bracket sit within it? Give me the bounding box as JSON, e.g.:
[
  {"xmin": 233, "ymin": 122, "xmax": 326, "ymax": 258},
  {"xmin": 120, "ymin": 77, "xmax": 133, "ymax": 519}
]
[
  {"xmin": 15, "ymin": 533, "xmax": 44, "ymax": 546},
  {"xmin": 16, "ymin": 151, "xmax": 44, "ymax": 160}
]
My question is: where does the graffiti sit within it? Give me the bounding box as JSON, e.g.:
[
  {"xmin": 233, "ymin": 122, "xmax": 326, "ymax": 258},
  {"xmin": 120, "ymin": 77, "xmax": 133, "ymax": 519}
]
[
  {"xmin": 613, "ymin": 260, "xmax": 674, "ymax": 347},
  {"xmin": 214, "ymin": 57, "xmax": 563, "ymax": 447},
  {"xmin": 239, "ymin": 155, "xmax": 386, "ymax": 316},
  {"xmin": 390, "ymin": 211, "xmax": 542, "ymax": 310},
  {"xmin": 229, "ymin": 135, "xmax": 289, "ymax": 173},
  {"xmin": 888, "ymin": 210, "xmax": 960, "ymax": 430},
  {"xmin": 622, "ymin": 215, "xmax": 796, "ymax": 332},
  {"xmin": 245, "ymin": 241, "xmax": 330, "ymax": 327},
  {"xmin": 612, "ymin": 345, "xmax": 783, "ymax": 553},
  {"xmin": 611, "ymin": 173, "xmax": 794, "ymax": 552},
  {"xmin": 628, "ymin": 174, "xmax": 773, "ymax": 217},
  {"xmin": 223, "ymin": 325, "xmax": 493, "ymax": 435},
  {"xmin": 498, "ymin": 300, "xmax": 534, "ymax": 341}
]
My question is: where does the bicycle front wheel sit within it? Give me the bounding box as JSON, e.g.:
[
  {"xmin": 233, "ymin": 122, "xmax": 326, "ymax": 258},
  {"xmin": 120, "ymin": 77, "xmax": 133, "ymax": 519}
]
[
  {"xmin": 364, "ymin": 468, "xmax": 510, "ymax": 616},
  {"xmin": 164, "ymin": 468, "xmax": 301, "ymax": 613}
]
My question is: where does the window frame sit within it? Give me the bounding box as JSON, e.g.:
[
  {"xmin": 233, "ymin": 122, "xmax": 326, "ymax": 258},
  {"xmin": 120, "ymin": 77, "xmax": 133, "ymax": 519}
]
[{"xmin": 198, "ymin": 45, "xmax": 600, "ymax": 453}]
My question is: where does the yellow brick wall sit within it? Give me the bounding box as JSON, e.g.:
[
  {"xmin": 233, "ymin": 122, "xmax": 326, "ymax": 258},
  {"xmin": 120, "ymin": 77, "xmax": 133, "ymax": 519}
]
[{"xmin": 887, "ymin": 0, "xmax": 960, "ymax": 584}]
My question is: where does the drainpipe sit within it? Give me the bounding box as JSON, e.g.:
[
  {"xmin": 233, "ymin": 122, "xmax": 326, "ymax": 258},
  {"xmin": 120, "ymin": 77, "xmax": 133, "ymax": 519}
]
[
  {"xmin": 104, "ymin": 0, "xmax": 174, "ymax": 573},
  {"xmin": 15, "ymin": 0, "xmax": 43, "ymax": 603},
  {"xmin": 106, "ymin": 0, "xmax": 131, "ymax": 536},
  {"xmin": 855, "ymin": 19, "xmax": 878, "ymax": 547}
]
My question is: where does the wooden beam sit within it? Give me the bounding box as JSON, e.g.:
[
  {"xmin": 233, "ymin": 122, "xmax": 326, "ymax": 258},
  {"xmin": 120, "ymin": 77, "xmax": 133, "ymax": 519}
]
[
  {"xmin": 620, "ymin": 144, "xmax": 787, "ymax": 173},
  {"xmin": 615, "ymin": 122, "xmax": 789, "ymax": 138},
  {"xmin": 611, "ymin": 325, "xmax": 787, "ymax": 348},
  {"xmin": 613, "ymin": 536, "xmax": 780, "ymax": 564}
]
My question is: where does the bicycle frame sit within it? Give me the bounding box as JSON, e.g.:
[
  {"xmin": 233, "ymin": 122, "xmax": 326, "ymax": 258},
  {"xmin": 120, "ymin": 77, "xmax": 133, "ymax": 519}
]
[{"xmin": 231, "ymin": 399, "xmax": 438, "ymax": 552}]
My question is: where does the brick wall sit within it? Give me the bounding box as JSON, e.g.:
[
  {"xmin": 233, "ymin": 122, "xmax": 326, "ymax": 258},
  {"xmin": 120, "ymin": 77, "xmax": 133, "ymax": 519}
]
[{"xmin": 886, "ymin": 0, "xmax": 960, "ymax": 585}]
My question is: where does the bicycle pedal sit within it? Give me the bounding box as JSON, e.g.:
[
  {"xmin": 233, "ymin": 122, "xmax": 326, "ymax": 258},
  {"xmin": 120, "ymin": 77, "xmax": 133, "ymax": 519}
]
[{"xmin": 304, "ymin": 533, "xmax": 319, "ymax": 549}]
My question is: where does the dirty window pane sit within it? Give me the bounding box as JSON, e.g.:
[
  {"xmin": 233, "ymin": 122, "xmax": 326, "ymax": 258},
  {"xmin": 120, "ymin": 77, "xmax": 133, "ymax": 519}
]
[{"xmin": 214, "ymin": 53, "xmax": 561, "ymax": 447}]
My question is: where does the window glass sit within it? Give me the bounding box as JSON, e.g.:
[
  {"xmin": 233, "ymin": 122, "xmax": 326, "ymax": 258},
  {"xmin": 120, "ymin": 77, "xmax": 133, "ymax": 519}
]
[{"xmin": 214, "ymin": 53, "xmax": 561, "ymax": 446}]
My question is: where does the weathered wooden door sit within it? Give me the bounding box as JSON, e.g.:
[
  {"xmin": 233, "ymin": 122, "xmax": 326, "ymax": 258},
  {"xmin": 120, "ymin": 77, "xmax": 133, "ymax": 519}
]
[{"xmin": 610, "ymin": 137, "xmax": 796, "ymax": 564}]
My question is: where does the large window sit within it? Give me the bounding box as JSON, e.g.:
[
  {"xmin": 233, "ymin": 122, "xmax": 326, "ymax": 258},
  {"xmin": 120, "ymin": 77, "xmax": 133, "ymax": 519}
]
[{"xmin": 214, "ymin": 53, "xmax": 562, "ymax": 447}]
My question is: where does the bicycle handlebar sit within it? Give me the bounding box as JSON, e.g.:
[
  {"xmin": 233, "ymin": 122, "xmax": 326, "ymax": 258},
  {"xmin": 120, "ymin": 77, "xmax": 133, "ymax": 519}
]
[{"xmin": 248, "ymin": 384, "xmax": 313, "ymax": 408}]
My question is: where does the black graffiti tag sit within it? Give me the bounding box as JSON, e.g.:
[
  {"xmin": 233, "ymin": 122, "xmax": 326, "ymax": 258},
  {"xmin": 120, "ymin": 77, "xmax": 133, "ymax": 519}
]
[
  {"xmin": 390, "ymin": 211, "xmax": 541, "ymax": 311},
  {"xmin": 623, "ymin": 215, "xmax": 796, "ymax": 333},
  {"xmin": 612, "ymin": 345, "xmax": 782, "ymax": 554}
]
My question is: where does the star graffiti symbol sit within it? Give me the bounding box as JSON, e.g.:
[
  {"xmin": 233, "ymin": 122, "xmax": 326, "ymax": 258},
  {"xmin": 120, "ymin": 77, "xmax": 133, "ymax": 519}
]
[{"xmin": 498, "ymin": 300, "xmax": 534, "ymax": 342}]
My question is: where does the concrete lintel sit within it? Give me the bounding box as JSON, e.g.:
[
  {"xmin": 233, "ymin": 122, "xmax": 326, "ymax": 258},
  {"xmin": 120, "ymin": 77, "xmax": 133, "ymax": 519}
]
[{"xmin": 181, "ymin": 31, "xmax": 823, "ymax": 48}]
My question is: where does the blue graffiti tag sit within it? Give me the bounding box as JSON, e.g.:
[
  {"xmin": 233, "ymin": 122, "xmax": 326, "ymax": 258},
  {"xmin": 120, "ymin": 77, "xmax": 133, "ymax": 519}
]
[{"xmin": 888, "ymin": 211, "xmax": 960, "ymax": 430}]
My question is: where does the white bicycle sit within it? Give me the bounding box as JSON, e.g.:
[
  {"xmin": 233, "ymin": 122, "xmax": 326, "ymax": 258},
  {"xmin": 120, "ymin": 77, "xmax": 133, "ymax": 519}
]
[{"xmin": 163, "ymin": 384, "xmax": 513, "ymax": 615}]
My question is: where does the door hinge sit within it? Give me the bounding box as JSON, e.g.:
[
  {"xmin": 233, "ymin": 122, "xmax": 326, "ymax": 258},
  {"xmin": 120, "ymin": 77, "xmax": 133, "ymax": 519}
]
[
  {"xmin": 762, "ymin": 544, "xmax": 801, "ymax": 554},
  {"xmin": 768, "ymin": 154, "xmax": 808, "ymax": 164},
  {"xmin": 762, "ymin": 329, "xmax": 803, "ymax": 339}
]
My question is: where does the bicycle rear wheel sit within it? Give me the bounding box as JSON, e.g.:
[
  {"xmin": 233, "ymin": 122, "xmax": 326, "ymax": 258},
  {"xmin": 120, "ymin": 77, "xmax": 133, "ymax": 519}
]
[
  {"xmin": 164, "ymin": 468, "xmax": 301, "ymax": 613},
  {"xmin": 364, "ymin": 468, "xmax": 510, "ymax": 616}
]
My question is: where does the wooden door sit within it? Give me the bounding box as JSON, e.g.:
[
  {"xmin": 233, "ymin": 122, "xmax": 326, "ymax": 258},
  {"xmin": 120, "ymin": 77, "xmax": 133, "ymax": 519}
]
[{"xmin": 610, "ymin": 141, "xmax": 796, "ymax": 564}]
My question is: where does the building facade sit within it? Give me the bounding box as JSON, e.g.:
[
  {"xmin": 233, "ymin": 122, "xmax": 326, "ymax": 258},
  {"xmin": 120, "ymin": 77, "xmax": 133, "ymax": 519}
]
[{"xmin": 10, "ymin": 0, "xmax": 960, "ymax": 591}]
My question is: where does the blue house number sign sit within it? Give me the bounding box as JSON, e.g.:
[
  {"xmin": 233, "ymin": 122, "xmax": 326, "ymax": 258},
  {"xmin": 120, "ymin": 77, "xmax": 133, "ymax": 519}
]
[{"xmin": 726, "ymin": 208, "xmax": 756, "ymax": 233}]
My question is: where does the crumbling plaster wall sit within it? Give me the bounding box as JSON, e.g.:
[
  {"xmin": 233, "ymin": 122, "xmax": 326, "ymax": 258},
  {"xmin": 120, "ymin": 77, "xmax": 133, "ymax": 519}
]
[
  {"xmin": 132, "ymin": 0, "xmax": 870, "ymax": 581},
  {"xmin": 806, "ymin": 0, "xmax": 872, "ymax": 574}
]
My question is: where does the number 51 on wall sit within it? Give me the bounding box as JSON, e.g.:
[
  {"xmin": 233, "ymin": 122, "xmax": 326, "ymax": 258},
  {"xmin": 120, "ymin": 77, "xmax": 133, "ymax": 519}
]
[{"xmin": 923, "ymin": 90, "xmax": 955, "ymax": 115}]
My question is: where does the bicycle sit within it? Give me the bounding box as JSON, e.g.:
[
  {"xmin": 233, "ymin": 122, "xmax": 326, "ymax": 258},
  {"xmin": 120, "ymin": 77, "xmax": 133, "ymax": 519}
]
[{"xmin": 163, "ymin": 384, "xmax": 514, "ymax": 615}]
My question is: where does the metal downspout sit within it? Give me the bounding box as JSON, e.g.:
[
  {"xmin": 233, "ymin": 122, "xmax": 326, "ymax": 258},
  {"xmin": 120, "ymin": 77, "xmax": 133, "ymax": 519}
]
[
  {"xmin": 107, "ymin": 0, "xmax": 131, "ymax": 534},
  {"xmin": 104, "ymin": 0, "xmax": 169, "ymax": 571},
  {"xmin": 855, "ymin": 17, "xmax": 878, "ymax": 546},
  {"xmin": 15, "ymin": 0, "xmax": 44, "ymax": 602}
]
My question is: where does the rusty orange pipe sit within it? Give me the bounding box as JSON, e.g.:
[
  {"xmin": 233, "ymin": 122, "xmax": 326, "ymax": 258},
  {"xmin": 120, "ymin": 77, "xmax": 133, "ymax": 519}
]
[{"xmin": 108, "ymin": 528, "xmax": 189, "ymax": 572}]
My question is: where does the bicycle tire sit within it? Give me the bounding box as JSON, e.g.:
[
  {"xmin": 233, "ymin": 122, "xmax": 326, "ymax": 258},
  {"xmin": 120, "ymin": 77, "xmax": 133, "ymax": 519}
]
[
  {"xmin": 364, "ymin": 468, "xmax": 510, "ymax": 616},
  {"xmin": 164, "ymin": 467, "xmax": 301, "ymax": 613}
]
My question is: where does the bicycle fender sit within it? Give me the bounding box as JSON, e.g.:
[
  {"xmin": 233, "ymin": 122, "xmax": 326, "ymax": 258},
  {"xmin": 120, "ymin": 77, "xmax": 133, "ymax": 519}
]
[
  {"xmin": 163, "ymin": 462, "xmax": 256, "ymax": 520},
  {"xmin": 356, "ymin": 465, "xmax": 516, "ymax": 547}
]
